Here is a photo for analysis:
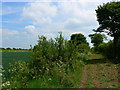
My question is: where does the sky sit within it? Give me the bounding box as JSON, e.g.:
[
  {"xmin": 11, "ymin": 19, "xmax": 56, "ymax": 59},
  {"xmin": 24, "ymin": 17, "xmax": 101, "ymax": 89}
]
[{"xmin": 1, "ymin": 0, "xmax": 115, "ymax": 49}]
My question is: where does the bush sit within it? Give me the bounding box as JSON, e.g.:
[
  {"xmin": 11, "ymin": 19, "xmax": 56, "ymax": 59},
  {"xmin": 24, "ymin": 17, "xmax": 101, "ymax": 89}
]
[
  {"xmin": 98, "ymin": 41, "xmax": 114, "ymax": 58},
  {"xmin": 116, "ymin": 37, "xmax": 120, "ymax": 59},
  {"xmin": 27, "ymin": 60, "xmax": 84, "ymax": 88},
  {"xmin": 3, "ymin": 61, "xmax": 30, "ymax": 88},
  {"xmin": 29, "ymin": 33, "xmax": 82, "ymax": 79}
]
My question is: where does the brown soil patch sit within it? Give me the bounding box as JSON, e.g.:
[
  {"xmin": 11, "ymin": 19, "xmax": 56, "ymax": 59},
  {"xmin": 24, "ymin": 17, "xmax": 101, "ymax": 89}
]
[
  {"xmin": 92, "ymin": 63, "xmax": 119, "ymax": 88},
  {"xmin": 92, "ymin": 64, "xmax": 105, "ymax": 88},
  {"xmin": 79, "ymin": 65, "xmax": 88, "ymax": 88},
  {"xmin": 98, "ymin": 63, "xmax": 118, "ymax": 88}
]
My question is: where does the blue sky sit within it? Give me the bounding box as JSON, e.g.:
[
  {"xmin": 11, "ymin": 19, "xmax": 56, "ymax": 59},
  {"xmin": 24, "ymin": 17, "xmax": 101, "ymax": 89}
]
[{"xmin": 1, "ymin": 0, "xmax": 113, "ymax": 49}]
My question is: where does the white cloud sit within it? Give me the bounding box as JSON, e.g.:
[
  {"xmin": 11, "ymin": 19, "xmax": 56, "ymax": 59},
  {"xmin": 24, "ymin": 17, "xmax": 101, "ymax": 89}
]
[
  {"xmin": 21, "ymin": 1, "xmax": 113, "ymax": 43},
  {"xmin": 2, "ymin": 0, "xmax": 114, "ymax": 48},
  {"xmin": 22, "ymin": 2, "xmax": 57, "ymax": 25},
  {"xmin": 22, "ymin": 1, "xmax": 98, "ymax": 33},
  {"xmin": 24, "ymin": 25, "xmax": 37, "ymax": 34},
  {"xmin": 2, "ymin": 29, "xmax": 19, "ymax": 35}
]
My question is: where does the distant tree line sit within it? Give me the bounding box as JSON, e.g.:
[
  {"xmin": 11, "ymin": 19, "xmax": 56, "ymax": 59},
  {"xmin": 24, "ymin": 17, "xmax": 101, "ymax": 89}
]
[{"xmin": 0, "ymin": 47, "xmax": 29, "ymax": 50}]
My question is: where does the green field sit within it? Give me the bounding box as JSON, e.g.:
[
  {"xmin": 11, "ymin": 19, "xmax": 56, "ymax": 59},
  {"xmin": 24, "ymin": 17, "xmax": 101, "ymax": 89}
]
[{"xmin": 1, "ymin": 52, "xmax": 32, "ymax": 77}]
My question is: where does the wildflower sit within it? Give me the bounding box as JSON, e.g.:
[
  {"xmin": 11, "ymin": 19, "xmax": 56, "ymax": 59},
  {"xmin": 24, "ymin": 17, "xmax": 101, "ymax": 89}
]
[
  {"xmin": 48, "ymin": 78, "xmax": 52, "ymax": 81},
  {"xmin": 0, "ymin": 73, "xmax": 2, "ymax": 76},
  {"xmin": 46, "ymin": 68, "xmax": 49, "ymax": 71},
  {"xmin": 2, "ymin": 83, "xmax": 5, "ymax": 87},
  {"xmin": 6, "ymin": 81, "xmax": 10, "ymax": 86}
]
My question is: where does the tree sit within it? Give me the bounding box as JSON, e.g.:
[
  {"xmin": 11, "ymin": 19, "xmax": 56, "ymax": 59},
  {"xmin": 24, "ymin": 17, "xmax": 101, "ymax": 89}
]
[
  {"xmin": 95, "ymin": 1, "xmax": 120, "ymax": 58},
  {"xmin": 13, "ymin": 48, "xmax": 16, "ymax": 50},
  {"xmin": 70, "ymin": 33, "xmax": 88, "ymax": 45},
  {"xmin": 6, "ymin": 48, "xmax": 11, "ymax": 50},
  {"xmin": 89, "ymin": 33, "xmax": 106, "ymax": 47},
  {"xmin": 29, "ymin": 45, "xmax": 33, "ymax": 50}
]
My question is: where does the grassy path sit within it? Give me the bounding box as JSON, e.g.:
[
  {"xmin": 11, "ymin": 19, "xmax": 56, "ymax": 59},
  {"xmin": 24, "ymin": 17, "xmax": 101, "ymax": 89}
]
[
  {"xmin": 84, "ymin": 64, "xmax": 94, "ymax": 88},
  {"xmin": 79, "ymin": 56, "xmax": 119, "ymax": 88},
  {"xmin": 92, "ymin": 64, "xmax": 105, "ymax": 88},
  {"xmin": 79, "ymin": 65, "xmax": 88, "ymax": 88}
]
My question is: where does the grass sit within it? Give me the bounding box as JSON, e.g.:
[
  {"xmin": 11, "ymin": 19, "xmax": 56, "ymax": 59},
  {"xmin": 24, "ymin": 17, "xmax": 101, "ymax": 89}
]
[
  {"xmin": 84, "ymin": 64, "xmax": 94, "ymax": 88},
  {"xmin": 96, "ymin": 61, "xmax": 119, "ymax": 88},
  {"xmin": 83, "ymin": 54, "xmax": 119, "ymax": 88},
  {"xmin": 27, "ymin": 76, "xmax": 63, "ymax": 88},
  {"xmin": 88, "ymin": 53, "xmax": 104, "ymax": 60}
]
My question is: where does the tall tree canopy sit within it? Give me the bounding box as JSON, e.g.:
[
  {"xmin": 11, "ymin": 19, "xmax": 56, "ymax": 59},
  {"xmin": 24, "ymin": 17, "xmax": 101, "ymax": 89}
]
[
  {"xmin": 95, "ymin": 1, "xmax": 120, "ymax": 37},
  {"xmin": 95, "ymin": 1, "xmax": 120, "ymax": 58},
  {"xmin": 89, "ymin": 33, "xmax": 105, "ymax": 47},
  {"xmin": 70, "ymin": 33, "xmax": 88, "ymax": 45}
]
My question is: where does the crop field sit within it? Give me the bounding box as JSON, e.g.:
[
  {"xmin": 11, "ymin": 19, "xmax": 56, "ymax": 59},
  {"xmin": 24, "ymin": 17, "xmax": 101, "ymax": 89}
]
[{"xmin": 1, "ymin": 52, "xmax": 32, "ymax": 77}]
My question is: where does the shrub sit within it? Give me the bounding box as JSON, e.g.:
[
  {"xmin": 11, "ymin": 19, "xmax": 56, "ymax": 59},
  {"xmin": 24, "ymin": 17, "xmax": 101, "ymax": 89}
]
[
  {"xmin": 3, "ymin": 61, "xmax": 30, "ymax": 88},
  {"xmin": 28, "ymin": 33, "xmax": 81, "ymax": 79},
  {"xmin": 98, "ymin": 41, "xmax": 114, "ymax": 58}
]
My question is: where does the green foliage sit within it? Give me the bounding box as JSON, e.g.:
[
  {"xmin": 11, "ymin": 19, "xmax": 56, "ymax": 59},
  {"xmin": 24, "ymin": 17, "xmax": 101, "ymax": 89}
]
[
  {"xmin": 89, "ymin": 33, "xmax": 105, "ymax": 47},
  {"xmin": 95, "ymin": 1, "xmax": 120, "ymax": 58},
  {"xmin": 3, "ymin": 32, "xmax": 90, "ymax": 88},
  {"xmin": 2, "ymin": 52, "xmax": 31, "ymax": 79},
  {"xmin": 6, "ymin": 48, "xmax": 11, "ymax": 50},
  {"xmin": 27, "ymin": 32, "xmax": 88, "ymax": 87},
  {"xmin": 116, "ymin": 37, "xmax": 120, "ymax": 59},
  {"xmin": 29, "ymin": 33, "xmax": 83, "ymax": 78},
  {"xmin": 95, "ymin": 1, "xmax": 120, "ymax": 37},
  {"xmin": 97, "ymin": 39, "xmax": 120, "ymax": 63},
  {"xmin": 70, "ymin": 33, "xmax": 88, "ymax": 45},
  {"xmin": 98, "ymin": 41, "xmax": 114, "ymax": 58},
  {"xmin": 27, "ymin": 60, "xmax": 84, "ymax": 88},
  {"xmin": 2, "ymin": 61, "xmax": 29, "ymax": 88}
]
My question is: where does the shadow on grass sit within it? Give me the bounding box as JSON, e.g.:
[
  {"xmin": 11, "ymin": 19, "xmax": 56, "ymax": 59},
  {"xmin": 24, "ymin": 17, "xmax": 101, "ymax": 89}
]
[
  {"xmin": 83, "ymin": 58, "xmax": 108, "ymax": 64},
  {"xmin": 83, "ymin": 58, "xmax": 120, "ymax": 64}
]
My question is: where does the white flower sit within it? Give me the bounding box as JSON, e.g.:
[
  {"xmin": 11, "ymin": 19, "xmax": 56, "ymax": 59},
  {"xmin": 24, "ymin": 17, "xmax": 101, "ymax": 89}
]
[
  {"xmin": 6, "ymin": 81, "xmax": 10, "ymax": 86},
  {"xmin": 46, "ymin": 68, "xmax": 49, "ymax": 71},
  {"xmin": 48, "ymin": 78, "xmax": 52, "ymax": 81},
  {"xmin": 0, "ymin": 73, "xmax": 2, "ymax": 76}
]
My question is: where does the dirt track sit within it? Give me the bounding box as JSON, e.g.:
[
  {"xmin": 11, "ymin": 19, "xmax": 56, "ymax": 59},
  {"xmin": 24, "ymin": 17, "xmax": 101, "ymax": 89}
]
[
  {"xmin": 79, "ymin": 59, "xmax": 119, "ymax": 88},
  {"xmin": 79, "ymin": 65, "xmax": 88, "ymax": 88}
]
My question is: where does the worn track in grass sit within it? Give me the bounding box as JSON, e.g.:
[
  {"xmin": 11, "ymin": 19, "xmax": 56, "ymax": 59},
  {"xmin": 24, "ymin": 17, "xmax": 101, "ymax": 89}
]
[
  {"xmin": 79, "ymin": 58, "xmax": 119, "ymax": 88},
  {"xmin": 79, "ymin": 64, "xmax": 88, "ymax": 88}
]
